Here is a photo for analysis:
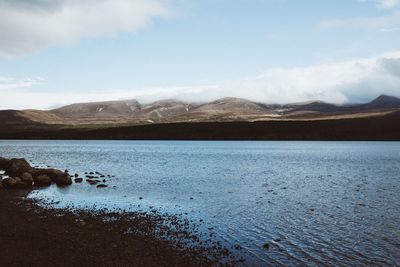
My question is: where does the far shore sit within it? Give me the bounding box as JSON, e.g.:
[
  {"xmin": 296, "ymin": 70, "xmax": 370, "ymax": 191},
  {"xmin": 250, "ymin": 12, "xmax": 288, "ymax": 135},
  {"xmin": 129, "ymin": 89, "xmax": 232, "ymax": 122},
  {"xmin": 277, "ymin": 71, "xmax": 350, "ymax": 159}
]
[{"xmin": 1, "ymin": 111, "xmax": 400, "ymax": 141}]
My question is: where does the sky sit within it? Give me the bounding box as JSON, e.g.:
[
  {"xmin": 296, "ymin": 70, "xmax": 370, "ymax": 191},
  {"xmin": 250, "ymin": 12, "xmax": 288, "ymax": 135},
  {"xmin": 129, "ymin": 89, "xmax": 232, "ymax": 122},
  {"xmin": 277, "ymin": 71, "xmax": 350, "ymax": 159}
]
[{"xmin": 1, "ymin": 0, "xmax": 400, "ymax": 109}]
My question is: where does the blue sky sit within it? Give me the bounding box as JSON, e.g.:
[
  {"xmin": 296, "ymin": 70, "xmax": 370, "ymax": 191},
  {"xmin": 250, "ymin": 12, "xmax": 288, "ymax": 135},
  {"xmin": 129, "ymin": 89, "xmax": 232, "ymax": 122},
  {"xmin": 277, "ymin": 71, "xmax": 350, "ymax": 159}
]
[{"xmin": 0, "ymin": 0, "xmax": 400, "ymax": 109}]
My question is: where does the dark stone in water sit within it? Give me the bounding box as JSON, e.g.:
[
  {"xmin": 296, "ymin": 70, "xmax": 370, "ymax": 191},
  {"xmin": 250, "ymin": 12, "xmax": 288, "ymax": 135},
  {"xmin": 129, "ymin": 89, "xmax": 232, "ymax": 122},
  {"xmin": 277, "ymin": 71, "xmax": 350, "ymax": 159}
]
[
  {"xmin": 102, "ymin": 179, "xmax": 106, "ymax": 183},
  {"xmin": 139, "ymin": 197, "xmax": 143, "ymax": 200},
  {"xmin": 89, "ymin": 172, "xmax": 94, "ymax": 175},
  {"xmin": 74, "ymin": 173, "xmax": 79, "ymax": 178},
  {"xmin": 74, "ymin": 178, "xmax": 83, "ymax": 183},
  {"xmin": 64, "ymin": 170, "xmax": 69, "ymax": 173},
  {"xmin": 87, "ymin": 179, "xmax": 100, "ymax": 185},
  {"xmin": 262, "ymin": 243, "xmax": 270, "ymax": 250},
  {"xmin": 97, "ymin": 184, "xmax": 108, "ymax": 188}
]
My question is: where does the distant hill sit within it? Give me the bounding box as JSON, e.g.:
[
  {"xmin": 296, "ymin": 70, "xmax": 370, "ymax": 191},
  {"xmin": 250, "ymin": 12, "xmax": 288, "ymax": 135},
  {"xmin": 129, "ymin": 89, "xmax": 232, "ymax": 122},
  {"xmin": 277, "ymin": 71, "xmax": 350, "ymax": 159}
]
[
  {"xmin": 1, "ymin": 94, "xmax": 400, "ymax": 126},
  {"xmin": 361, "ymin": 95, "xmax": 400, "ymax": 109}
]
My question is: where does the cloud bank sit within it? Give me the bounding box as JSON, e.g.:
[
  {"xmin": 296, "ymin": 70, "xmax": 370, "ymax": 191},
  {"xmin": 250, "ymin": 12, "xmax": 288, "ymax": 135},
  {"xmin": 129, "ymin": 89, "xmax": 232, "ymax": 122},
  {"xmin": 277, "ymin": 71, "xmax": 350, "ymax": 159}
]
[
  {"xmin": 0, "ymin": 0, "xmax": 170, "ymax": 58},
  {"xmin": 317, "ymin": 10, "xmax": 400, "ymax": 31},
  {"xmin": 1, "ymin": 51, "xmax": 400, "ymax": 109},
  {"xmin": 377, "ymin": 0, "xmax": 400, "ymax": 9}
]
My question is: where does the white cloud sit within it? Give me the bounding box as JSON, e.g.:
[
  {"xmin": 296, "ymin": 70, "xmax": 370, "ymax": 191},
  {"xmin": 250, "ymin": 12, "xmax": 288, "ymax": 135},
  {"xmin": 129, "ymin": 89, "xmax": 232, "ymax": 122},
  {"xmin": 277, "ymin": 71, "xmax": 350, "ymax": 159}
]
[
  {"xmin": 376, "ymin": 0, "xmax": 400, "ymax": 9},
  {"xmin": 0, "ymin": 0, "xmax": 171, "ymax": 58},
  {"xmin": 357, "ymin": 0, "xmax": 400, "ymax": 9},
  {"xmin": 2, "ymin": 51, "xmax": 400, "ymax": 109},
  {"xmin": 317, "ymin": 11, "xmax": 400, "ymax": 31},
  {"xmin": 0, "ymin": 76, "xmax": 42, "ymax": 90},
  {"xmin": 222, "ymin": 51, "xmax": 400, "ymax": 104}
]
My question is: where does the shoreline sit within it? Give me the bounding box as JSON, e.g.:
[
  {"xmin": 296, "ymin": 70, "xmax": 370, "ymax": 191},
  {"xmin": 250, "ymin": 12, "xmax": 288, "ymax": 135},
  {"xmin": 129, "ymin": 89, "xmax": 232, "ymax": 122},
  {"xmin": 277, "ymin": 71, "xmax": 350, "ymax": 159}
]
[
  {"xmin": 1, "ymin": 111, "xmax": 400, "ymax": 141},
  {"xmin": 0, "ymin": 189, "xmax": 237, "ymax": 266}
]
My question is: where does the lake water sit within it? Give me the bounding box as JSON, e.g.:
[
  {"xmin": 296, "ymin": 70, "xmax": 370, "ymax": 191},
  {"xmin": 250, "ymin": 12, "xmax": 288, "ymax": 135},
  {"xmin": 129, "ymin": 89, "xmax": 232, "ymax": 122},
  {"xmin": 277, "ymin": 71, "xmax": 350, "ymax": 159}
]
[{"xmin": 1, "ymin": 141, "xmax": 400, "ymax": 266}]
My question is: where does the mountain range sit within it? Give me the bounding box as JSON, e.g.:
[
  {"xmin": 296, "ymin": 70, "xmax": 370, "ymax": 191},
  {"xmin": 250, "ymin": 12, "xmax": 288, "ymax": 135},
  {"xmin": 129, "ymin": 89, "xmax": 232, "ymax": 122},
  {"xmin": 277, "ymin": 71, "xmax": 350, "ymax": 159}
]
[{"xmin": 2, "ymin": 94, "xmax": 400, "ymax": 126}]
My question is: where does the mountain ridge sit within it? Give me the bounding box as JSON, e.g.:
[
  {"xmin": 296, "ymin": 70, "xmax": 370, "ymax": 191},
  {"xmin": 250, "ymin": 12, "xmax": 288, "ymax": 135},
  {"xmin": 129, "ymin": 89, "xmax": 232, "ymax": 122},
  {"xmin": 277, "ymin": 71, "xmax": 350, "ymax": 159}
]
[{"xmin": 1, "ymin": 95, "xmax": 400, "ymax": 126}]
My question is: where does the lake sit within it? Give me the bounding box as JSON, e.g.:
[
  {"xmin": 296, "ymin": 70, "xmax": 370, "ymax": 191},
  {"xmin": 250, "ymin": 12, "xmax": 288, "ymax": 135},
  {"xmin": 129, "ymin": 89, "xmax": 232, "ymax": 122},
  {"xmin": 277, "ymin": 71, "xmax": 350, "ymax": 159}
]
[{"xmin": 1, "ymin": 141, "xmax": 399, "ymax": 266}]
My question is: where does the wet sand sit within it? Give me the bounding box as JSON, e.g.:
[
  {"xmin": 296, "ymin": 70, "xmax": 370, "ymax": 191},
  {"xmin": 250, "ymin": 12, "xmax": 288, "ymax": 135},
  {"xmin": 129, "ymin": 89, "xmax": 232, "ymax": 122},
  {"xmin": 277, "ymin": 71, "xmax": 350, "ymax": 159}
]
[{"xmin": 0, "ymin": 189, "xmax": 235, "ymax": 267}]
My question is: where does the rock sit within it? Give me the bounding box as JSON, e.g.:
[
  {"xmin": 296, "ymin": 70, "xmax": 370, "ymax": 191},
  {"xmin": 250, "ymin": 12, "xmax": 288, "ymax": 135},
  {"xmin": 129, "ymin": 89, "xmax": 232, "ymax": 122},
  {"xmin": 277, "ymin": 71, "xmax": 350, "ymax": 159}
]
[
  {"xmin": 21, "ymin": 172, "xmax": 34, "ymax": 187},
  {"xmin": 28, "ymin": 168, "xmax": 40, "ymax": 178},
  {"xmin": 74, "ymin": 173, "xmax": 79, "ymax": 178},
  {"xmin": 6, "ymin": 158, "xmax": 32, "ymax": 176},
  {"xmin": 53, "ymin": 173, "xmax": 72, "ymax": 186},
  {"xmin": 36, "ymin": 168, "xmax": 62, "ymax": 178},
  {"xmin": 35, "ymin": 169, "xmax": 72, "ymax": 186},
  {"xmin": 15, "ymin": 181, "xmax": 29, "ymax": 189},
  {"xmin": 74, "ymin": 178, "xmax": 83, "ymax": 183},
  {"xmin": 262, "ymin": 243, "xmax": 270, "ymax": 250},
  {"xmin": 96, "ymin": 184, "xmax": 108, "ymax": 188},
  {"xmin": 0, "ymin": 157, "xmax": 11, "ymax": 170},
  {"xmin": 87, "ymin": 179, "xmax": 100, "ymax": 185},
  {"xmin": 1, "ymin": 178, "xmax": 17, "ymax": 188},
  {"xmin": 34, "ymin": 175, "xmax": 52, "ymax": 187}
]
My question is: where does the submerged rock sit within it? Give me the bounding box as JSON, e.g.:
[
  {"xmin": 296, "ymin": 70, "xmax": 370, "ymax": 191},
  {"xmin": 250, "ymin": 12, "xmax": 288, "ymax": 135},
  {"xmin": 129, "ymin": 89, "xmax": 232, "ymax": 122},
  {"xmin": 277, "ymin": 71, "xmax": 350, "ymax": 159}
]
[
  {"xmin": 96, "ymin": 184, "xmax": 108, "ymax": 188},
  {"xmin": 74, "ymin": 178, "xmax": 83, "ymax": 183},
  {"xmin": 262, "ymin": 243, "xmax": 270, "ymax": 250},
  {"xmin": 87, "ymin": 179, "xmax": 100, "ymax": 185}
]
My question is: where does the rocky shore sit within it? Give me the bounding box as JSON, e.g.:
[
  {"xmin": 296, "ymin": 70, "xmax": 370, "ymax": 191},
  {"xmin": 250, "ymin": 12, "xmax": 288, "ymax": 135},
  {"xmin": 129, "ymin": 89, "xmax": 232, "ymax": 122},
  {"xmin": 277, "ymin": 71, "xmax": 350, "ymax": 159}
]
[
  {"xmin": 0, "ymin": 157, "xmax": 72, "ymax": 189},
  {"xmin": 0, "ymin": 157, "xmax": 111, "ymax": 189},
  {"xmin": 0, "ymin": 157, "xmax": 237, "ymax": 266}
]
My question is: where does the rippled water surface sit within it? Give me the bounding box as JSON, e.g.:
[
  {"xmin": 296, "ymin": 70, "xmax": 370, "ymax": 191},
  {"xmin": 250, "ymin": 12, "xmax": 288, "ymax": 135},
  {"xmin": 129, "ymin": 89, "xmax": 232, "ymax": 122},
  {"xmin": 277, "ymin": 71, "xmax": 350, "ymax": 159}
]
[{"xmin": 1, "ymin": 141, "xmax": 400, "ymax": 266}]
